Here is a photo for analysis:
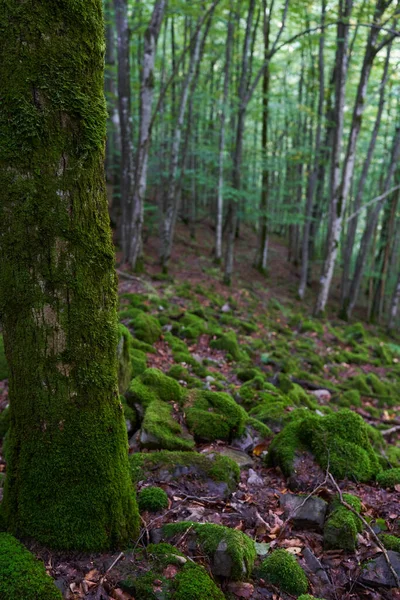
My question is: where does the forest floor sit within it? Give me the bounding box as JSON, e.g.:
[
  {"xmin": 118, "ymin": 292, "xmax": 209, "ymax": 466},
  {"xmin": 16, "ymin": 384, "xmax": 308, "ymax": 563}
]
[{"xmin": 0, "ymin": 223, "xmax": 400, "ymax": 600}]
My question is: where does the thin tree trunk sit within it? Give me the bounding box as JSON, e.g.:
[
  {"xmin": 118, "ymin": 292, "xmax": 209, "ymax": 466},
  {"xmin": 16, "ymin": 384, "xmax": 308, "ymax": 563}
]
[
  {"xmin": 0, "ymin": 0, "xmax": 139, "ymax": 549},
  {"xmin": 215, "ymin": 5, "xmax": 234, "ymax": 264},
  {"xmin": 298, "ymin": 0, "xmax": 326, "ymax": 299},
  {"xmin": 340, "ymin": 43, "xmax": 391, "ymax": 310},
  {"xmin": 388, "ymin": 272, "xmax": 400, "ymax": 332},
  {"xmin": 314, "ymin": 0, "xmax": 353, "ymax": 316},
  {"xmin": 115, "ymin": 0, "xmax": 135, "ymax": 262},
  {"xmin": 129, "ymin": 0, "xmax": 166, "ymax": 271},
  {"xmin": 345, "ymin": 125, "xmax": 400, "ymax": 319}
]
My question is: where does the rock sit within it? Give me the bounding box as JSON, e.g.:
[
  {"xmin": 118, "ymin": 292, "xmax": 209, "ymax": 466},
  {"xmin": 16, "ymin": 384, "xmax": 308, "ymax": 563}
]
[
  {"xmin": 254, "ymin": 542, "xmax": 270, "ymax": 557},
  {"xmin": 247, "ymin": 469, "xmax": 264, "ymax": 487},
  {"xmin": 226, "ymin": 582, "xmax": 254, "ymax": 598},
  {"xmin": 221, "ymin": 303, "xmax": 232, "ymax": 313},
  {"xmin": 150, "ymin": 528, "xmax": 164, "ymax": 544},
  {"xmin": 311, "ymin": 389, "xmax": 331, "ymax": 403},
  {"xmin": 232, "ymin": 423, "xmax": 266, "ymax": 452},
  {"xmin": 359, "ymin": 551, "xmax": 400, "ymax": 588},
  {"xmin": 302, "ymin": 547, "xmax": 330, "ymax": 585},
  {"xmin": 216, "ymin": 448, "xmax": 254, "ymax": 468},
  {"xmin": 280, "ymin": 493, "xmax": 327, "ymax": 532},
  {"xmin": 213, "ymin": 540, "xmax": 234, "ymax": 577}
]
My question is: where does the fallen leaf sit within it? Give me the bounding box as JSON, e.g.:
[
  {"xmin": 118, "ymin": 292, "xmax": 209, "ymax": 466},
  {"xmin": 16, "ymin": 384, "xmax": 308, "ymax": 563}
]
[{"xmin": 163, "ymin": 564, "xmax": 179, "ymax": 579}]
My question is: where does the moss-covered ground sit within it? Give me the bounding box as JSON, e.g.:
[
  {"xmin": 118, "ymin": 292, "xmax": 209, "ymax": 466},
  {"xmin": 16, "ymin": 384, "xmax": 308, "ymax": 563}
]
[{"xmin": 0, "ymin": 232, "xmax": 399, "ymax": 599}]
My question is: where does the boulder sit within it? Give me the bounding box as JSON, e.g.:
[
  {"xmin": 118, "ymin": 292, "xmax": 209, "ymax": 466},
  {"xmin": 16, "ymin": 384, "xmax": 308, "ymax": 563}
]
[
  {"xmin": 280, "ymin": 494, "xmax": 327, "ymax": 532},
  {"xmin": 359, "ymin": 551, "xmax": 400, "ymax": 588}
]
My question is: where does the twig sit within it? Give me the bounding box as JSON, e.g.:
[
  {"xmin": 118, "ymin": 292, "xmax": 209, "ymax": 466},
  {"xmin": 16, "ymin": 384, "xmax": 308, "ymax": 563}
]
[
  {"xmin": 382, "ymin": 425, "xmax": 400, "ymax": 437},
  {"xmin": 105, "ymin": 551, "xmax": 124, "ymax": 574},
  {"xmin": 328, "ymin": 472, "xmax": 400, "ymax": 589}
]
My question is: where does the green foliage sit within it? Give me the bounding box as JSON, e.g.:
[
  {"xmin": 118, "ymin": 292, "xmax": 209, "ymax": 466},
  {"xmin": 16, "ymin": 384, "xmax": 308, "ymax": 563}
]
[
  {"xmin": 0, "ymin": 533, "xmax": 62, "ymax": 599},
  {"xmin": 163, "ymin": 522, "xmax": 256, "ymax": 580},
  {"xmin": 185, "ymin": 389, "xmax": 247, "ymax": 441},
  {"xmin": 138, "ymin": 487, "xmax": 169, "ymax": 513},
  {"xmin": 267, "ymin": 409, "xmax": 381, "ymax": 482},
  {"xmin": 376, "ymin": 468, "xmax": 400, "ymax": 488},
  {"xmin": 258, "ymin": 549, "xmax": 308, "ymax": 596}
]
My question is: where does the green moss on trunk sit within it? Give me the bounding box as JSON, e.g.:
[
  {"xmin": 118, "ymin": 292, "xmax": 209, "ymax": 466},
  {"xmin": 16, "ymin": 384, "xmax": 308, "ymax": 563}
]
[{"xmin": 0, "ymin": 0, "xmax": 139, "ymax": 549}]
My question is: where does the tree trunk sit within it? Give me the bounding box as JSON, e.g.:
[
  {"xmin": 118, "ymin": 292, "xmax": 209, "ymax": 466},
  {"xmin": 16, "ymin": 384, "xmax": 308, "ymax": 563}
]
[
  {"xmin": 388, "ymin": 272, "xmax": 400, "ymax": 333},
  {"xmin": 298, "ymin": 0, "xmax": 326, "ymax": 299},
  {"xmin": 314, "ymin": 0, "xmax": 353, "ymax": 316},
  {"xmin": 215, "ymin": 6, "xmax": 233, "ymax": 264},
  {"xmin": 115, "ymin": 0, "xmax": 135, "ymax": 262},
  {"xmin": 129, "ymin": 0, "xmax": 166, "ymax": 271},
  {"xmin": 340, "ymin": 43, "xmax": 391, "ymax": 310},
  {"xmin": 0, "ymin": 0, "xmax": 139, "ymax": 550},
  {"xmin": 345, "ymin": 125, "xmax": 400, "ymax": 319}
]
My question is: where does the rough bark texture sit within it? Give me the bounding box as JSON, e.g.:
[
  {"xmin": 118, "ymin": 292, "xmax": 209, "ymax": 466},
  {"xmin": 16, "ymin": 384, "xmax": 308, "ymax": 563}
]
[{"xmin": 0, "ymin": 0, "xmax": 139, "ymax": 550}]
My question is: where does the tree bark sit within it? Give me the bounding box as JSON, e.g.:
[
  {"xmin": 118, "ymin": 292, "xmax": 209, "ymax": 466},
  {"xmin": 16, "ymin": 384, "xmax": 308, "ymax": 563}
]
[
  {"xmin": 115, "ymin": 0, "xmax": 135, "ymax": 262},
  {"xmin": 314, "ymin": 0, "xmax": 353, "ymax": 316},
  {"xmin": 388, "ymin": 272, "xmax": 400, "ymax": 333},
  {"xmin": 129, "ymin": 0, "xmax": 167, "ymax": 271},
  {"xmin": 0, "ymin": 0, "xmax": 139, "ymax": 549},
  {"xmin": 345, "ymin": 125, "xmax": 400, "ymax": 319}
]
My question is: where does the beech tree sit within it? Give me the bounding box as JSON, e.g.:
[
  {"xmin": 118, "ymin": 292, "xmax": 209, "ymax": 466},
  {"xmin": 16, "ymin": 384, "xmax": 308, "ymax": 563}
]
[{"xmin": 0, "ymin": 0, "xmax": 139, "ymax": 549}]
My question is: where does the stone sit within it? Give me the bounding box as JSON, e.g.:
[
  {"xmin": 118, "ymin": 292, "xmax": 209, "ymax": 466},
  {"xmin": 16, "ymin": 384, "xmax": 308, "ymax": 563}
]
[
  {"xmin": 213, "ymin": 540, "xmax": 234, "ymax": 577},
  {"xmin": 221, "ymin": 303, "xmax": 232, "ymax": 313},
  {"xmin": 216, "ymin": 448, "xmax": 254, "ymax": 468},
  {"xmin": 359, "ymin": 551, "xmax": 400, "ymax": 589},
  {"xmin": 280, "ymin": 494, "xmax": 327, "ymax": 532},
  {"xmin": 310, "ymin": 389, "xmax": 331, "ymax": 403},
  {"xmin": 302, "ymin": 547, "xmax": 330, "ymax": 585},
  {"xmin": 247, "ymin": 469, "xmax": 264, "ymax": 487}
]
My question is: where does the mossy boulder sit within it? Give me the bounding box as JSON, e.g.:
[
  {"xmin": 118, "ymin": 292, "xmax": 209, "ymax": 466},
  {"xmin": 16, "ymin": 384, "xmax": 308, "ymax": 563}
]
[
  {"xmin": 130, "ymin": 450, "xmax": 239, "ymax": 495},
  {"xmin": 258, "ymin": 549, "xmax": 308, "ymax": 596},
  {"xmin": 140, "ymin": 400, "xmax": 195, "ymax": 451},
  {"xmin": 163, "ymin": 522, "xmax": 256, "ymax": 580},
  {"xmin": 130, "ymin": 310, "xmax": 162, "ymax": 345},
  {"xmin": 376, "ymin": 468, "xmax": 400, "ymax": 489},
  {"xmin": 324, "ymin": 494, "xmax": 362, "ymax": 551},
  {"xmin": 0, "ymin": 533, "xmax": 62, "ymax": 599},
  {"xmin": 210, "ymin": 331, "xmax": 243, "ymax": 361},
  {"xmin": 267, "ymin": 409, "xmax": 381, "ymax": 482},
  {"xmin": 0, "ymin": 336, "xmax": 8, "ymax": 381},
  {"xmin": 249, "ymin": 398, "xmax": 292, "ymax": 432},
  {"xmin": 119, "ymin": 543, "xmax": 225, "ymax": 600},
  {"xmin": 128, "ymin": 368, "xmax": 184, "ymax": 409},
  {"xmin": 138, "ymin": 486, "xmax": 169, "ymax": 513},
  {"xmin": 184, "ymin": 390, "xmax": 247, "ymax": 442}
]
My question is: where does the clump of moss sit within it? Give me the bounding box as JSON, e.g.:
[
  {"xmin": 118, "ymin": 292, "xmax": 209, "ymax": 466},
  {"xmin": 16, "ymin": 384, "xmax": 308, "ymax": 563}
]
[
  {"xmin": 236, "ymin": 367, "xmax": 260, "ymax": 382},
  {"xmin": 246, "ymin": 416, "xmax": 272, "ymax": 438},
  {"xmin": 210, "ymin": 331, "xmax": 243, "ymax": 361},
  {"xmin": 178, "ymin": 312, "xmax": 207, "ymax": 340},
  {"xmin": 141, "ymin": 400, "xmax": 194, "ymax": 451},
  {"xmin": 163, "ymin": 522, "xmax": 256, "ymax": 580},
  {"xmin": 138, "ymin": 487, "xmax": 169, "ymax": 513},
  {"xmin": 267, "ymin": 409, "xmax": 381, "ymax": 482},
  {"xmin": 258, "ymin": 549, "xmax": 308, "ymax": 596},
  {"xmin": 344, "ymin": 322, "xmax": 367, "ymax": 344},
  {"xmin": 0, "ymin": 336, "xmax": 8, "ymax": 381},
  {"xmin": 0, "ymin": 533, "xmax": 62, "ymax": 599},
  {"xmin": 379, "ymin": 534, "xmax": 400, "ymax": 552},
  {"xmin": 348, "ymin": 374, "xmax": 371, "ymax": 395},
  {"xmin": 185, "ymin": 390, "xmax": 247, "ymax": 442},
  {"xmin": 130, "ymin": 451, "xmax": 239, "ymax": 491},
  {"xmin": 299, "ymin": 319, "xmax": 324, "ymax": 335},
  {"xmin": 338, "ymin": 390, "xmax": 361, "ymax": 408},
  {"xmin": 174, "ymin": 562, "xmax": 225, "ymax": 600},
  {"xmin": 249, "ymin": 399, "xmax": 291, "ymax": 431},
  {"xmin": 128, "ymin": 368, "xmax": 184, "ymax": 409},
  {"xmin": 117, "ymin": 324, "xmax": 133, "ymax": 393},
  {"xmin": 130, "ymin": 310, "xmax": 162, "ymax": 344},
  {"xmin": 324, "ymin": 494, "xmax": 362, "ymax": 551},
  {"xmin": 131, "ymin": 348, "xmax": 147, "ymax": 378},
  {"xmin": 376, "ymin": 468, "xmax": 400, "ymax": 489}
]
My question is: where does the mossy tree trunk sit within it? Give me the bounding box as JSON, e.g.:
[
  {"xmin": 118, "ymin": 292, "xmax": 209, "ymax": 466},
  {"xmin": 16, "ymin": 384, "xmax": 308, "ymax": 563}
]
[{"xmin": 0, "ymin": 0, "xmax": 139, "ymax": 550}]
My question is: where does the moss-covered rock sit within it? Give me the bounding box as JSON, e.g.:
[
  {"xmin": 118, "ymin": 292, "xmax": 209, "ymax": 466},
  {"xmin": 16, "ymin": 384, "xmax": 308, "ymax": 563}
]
[
  {"xmin": 376, "ymin": 468, "xmax": 400, "ymax": 489},
  {"xmin": 128, "ymin": 368, "xmax": 184, "ymax": 409},
  {"xmin": 344, "ymin": 322, "xmax": 367, "ymax": 344},
  {"xmin": 249, "ymin": 398, "xmax": 292, "ymax": 432},
  {"xmin": 323, "ymin": 494, "xmax": 362, "ymax": 551},
  {"xmin": 0, "ymin": 533, "xmax": 62, "ymax": 599},
  {"xmin": 138, "ymin": 486, "xmax": 169, "ymax": 513},
  {"xmin": 174, "ymin": 561, "xmax": 225, "ymax": 600},
  {"xmin": 379, "ymin": 534, "xmax": 400, "ymax": 552},
  {"xmin": 210, "ymin": 332, "xmax": 243, "ymax": 361},
  {"xmin": 258, "ymin": 549, "xmax": 308, "ymax": 596},
  {"xmin": 185, "ymin": 390, "xmax": 247, "ymax": 442},
  {"xmin": 130, "ymin": 310, "xmax": 162, "ymax": 345},
  {"xmin": 130, "ymin": 348, "xmax": 147, "ymax": 378},
  {"xmin": 130, "ymin": 450, "xmax": 240, "ymax": 493},
  {"xmin": 163, "ymin": 522, "xmax": 256, "ymax": 580},
  {"xmin": 267, "ymin": 409, "xmax": 381, "ymax": 482},
  {"xmin": 140, "ymin": 400, "xmax": 195, "ymax": 451}
]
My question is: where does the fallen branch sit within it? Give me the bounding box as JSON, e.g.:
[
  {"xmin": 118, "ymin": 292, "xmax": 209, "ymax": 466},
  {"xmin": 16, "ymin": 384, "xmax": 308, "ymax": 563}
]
[
  {"xmin": 382, "ymin": 425, "xmax": 400, "ymax": 437},
  {"xmin": 328, "ymin": 472, "xmax": 400, "ymax": 589}
]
